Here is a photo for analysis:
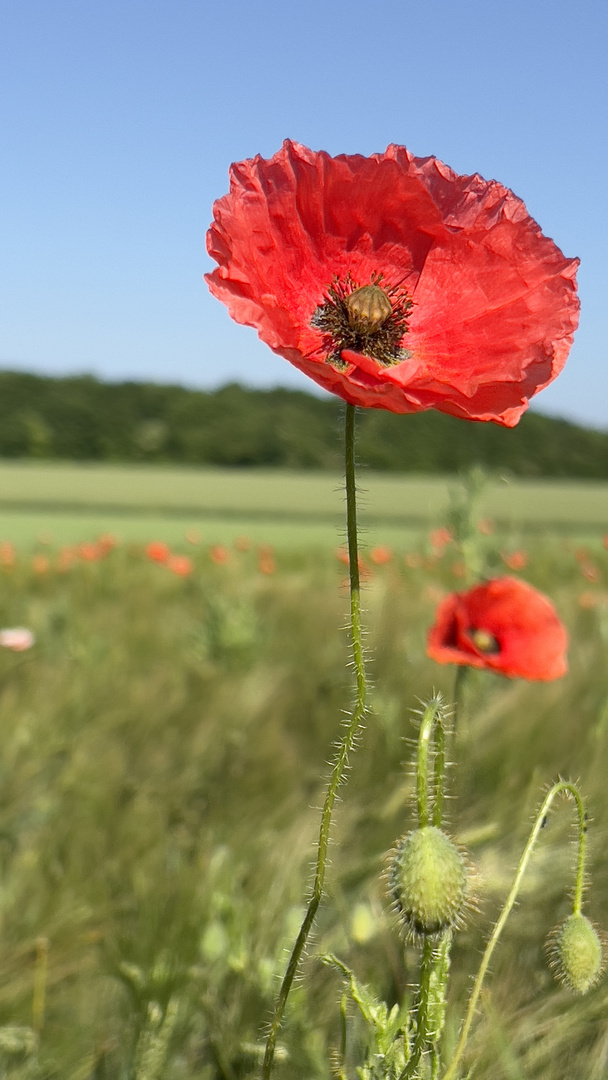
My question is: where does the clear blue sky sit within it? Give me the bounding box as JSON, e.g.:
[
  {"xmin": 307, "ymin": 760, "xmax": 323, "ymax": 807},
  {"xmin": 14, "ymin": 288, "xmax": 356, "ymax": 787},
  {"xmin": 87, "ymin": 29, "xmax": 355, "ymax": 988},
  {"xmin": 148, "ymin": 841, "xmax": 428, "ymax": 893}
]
[{"xmin": 1, "ymin": 0, "xmax": 606, "ymax": 427}]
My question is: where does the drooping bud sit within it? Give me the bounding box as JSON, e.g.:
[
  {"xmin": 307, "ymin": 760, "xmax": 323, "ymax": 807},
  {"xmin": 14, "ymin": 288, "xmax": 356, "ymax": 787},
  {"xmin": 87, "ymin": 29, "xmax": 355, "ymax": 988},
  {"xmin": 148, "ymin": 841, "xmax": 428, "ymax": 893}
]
[
  {"xmin": 547, "ymin": 913, "xmax": 604, "ymax": 994},
  {"xmin": 344, "ymin": 285, "xmax": 393, "ymax": 332},
  {"xmin": 389, "ymin": 826, "xmax": 469, "ymax": 938}
]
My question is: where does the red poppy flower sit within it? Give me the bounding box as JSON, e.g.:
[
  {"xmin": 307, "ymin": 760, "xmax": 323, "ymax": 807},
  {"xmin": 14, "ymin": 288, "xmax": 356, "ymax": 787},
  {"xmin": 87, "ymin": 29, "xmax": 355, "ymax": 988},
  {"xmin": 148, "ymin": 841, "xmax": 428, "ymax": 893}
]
[
  {"xmin": 146, "ymin": 541, "xmax": 171, "ymax": 564},
  {"xmin": 369, "ymin": 545, "xmax": 393, "ymax": 565},
  {"xmin": 0, "ymin": 542, "xmax": 16, "ymax": 568},
  {"xmin": 209, "ymin": 544, "xmax": 230, "ymax": 565},
  {"xmin": 206, "ymin": 141, "xmax": 579, "ymax": 427},
  {"xmin": 427, "ymin": 576, "xmax": 567, "ymax": 680},
  {"xmin": 501, "ymin": 549, "xmax": 528, "ymax": 571},
  {"xmin": 429, "ymin": 527, "xmax": 453, "ymax": 554},
  {"xmin": 78, "ymin": 542, "xmax": 102, "ymax": 562},
  {"xmin": 168, "ymin": 554, "xmax": 194, "ymax": 577}
]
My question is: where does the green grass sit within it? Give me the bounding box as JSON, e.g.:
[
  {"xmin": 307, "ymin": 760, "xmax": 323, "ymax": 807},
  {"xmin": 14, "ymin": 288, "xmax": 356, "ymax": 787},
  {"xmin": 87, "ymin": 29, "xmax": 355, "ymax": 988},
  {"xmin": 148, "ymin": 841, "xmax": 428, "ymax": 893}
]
[
  {"xmin": 0, "ymin": 515, "xmax": 607, "ymax": 1077},
  {"xmin": 2, "ymin": 461, "xmax": 608, "ymax": 549},
  {"xmin": 0, "ymin": 507, "xmax": 428, "ymax": 552}
]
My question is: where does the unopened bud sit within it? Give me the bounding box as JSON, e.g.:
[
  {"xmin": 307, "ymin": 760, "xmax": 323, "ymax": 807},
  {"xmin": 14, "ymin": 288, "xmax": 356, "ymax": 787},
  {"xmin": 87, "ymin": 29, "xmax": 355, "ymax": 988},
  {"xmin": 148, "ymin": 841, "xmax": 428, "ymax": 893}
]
[
  {"xmin": 344, "ymin": 285, "xmax": 392, "ymax": 331},
  {"xmin": 389, "ymin": 826, "xmax": 469, "ymax": 938},
  {"xmin": 548, "ymin": 913, "xmax": 603, "ymax": 994}
]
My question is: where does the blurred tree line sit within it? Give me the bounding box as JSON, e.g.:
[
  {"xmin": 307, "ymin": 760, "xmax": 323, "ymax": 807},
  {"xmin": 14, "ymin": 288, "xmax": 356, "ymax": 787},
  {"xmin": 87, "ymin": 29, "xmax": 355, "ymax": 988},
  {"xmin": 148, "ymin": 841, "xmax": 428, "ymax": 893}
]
[{"xmin": 0, "ymin": 369, "xmax": 607, "ymax": 477}]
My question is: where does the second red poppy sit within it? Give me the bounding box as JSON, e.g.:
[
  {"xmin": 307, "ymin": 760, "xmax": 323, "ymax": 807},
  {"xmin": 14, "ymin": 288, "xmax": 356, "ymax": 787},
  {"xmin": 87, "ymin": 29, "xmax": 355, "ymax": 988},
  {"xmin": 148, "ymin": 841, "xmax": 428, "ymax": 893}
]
[{"xmin": 427, "ymin": 576, "xmax": 568, "ymax": 680}]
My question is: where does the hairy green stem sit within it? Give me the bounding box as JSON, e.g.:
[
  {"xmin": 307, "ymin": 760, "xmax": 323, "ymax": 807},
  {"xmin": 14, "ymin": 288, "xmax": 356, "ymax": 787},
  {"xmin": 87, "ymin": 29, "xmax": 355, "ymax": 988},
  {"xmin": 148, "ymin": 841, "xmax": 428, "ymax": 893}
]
[
  {"xmin": 416, "ymin": 697, "xmax": 447, "ymax": 830},
  {"xmin": 428, "ymin": 932, "xmax": 452, "ymax": 1078},
  {"xmin": 442, "ymin": 780, "xmax": 588, "ymax": 1080},
  {"xmin": 261, "ymin": 403, "xmax": 367, "ymax": 1078},
  {"xmin": 432, "ymin": 720, "xmax": 446, "ymax": 829},
  {"xmin": 401, "ymin": 937, "xmax": 436, "ymax": 1079},
  {"xmin": 403, "ymin": 700, "xmax": 450, "ymax": 1079}
]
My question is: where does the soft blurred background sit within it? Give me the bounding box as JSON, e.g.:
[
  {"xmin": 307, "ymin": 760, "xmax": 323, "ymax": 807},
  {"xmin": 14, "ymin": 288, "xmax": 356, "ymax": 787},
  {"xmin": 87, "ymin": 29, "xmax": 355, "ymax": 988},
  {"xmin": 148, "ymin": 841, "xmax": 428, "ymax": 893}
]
[{"xmin": 1, "ymin": 2, "xmax": 608, "ymax": 1077}]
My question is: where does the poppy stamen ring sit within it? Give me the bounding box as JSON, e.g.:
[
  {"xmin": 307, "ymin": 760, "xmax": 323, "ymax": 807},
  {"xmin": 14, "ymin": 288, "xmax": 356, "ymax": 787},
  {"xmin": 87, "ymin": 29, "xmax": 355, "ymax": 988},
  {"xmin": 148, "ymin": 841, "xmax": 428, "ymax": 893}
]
[{"xmin": 311, "ymin": 272, "xmax": 414, "ymax": 370}]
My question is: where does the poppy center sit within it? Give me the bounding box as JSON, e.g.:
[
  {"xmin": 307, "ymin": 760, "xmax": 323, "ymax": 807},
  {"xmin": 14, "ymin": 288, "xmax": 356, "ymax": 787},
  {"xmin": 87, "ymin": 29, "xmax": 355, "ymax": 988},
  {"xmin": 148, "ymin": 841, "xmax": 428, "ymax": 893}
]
[
  {"xmin": 344, "ymin": 285, "xmax": 393, "ymax": 331},
  {"xmin": 311, "ymin": 272, "xmax": 413, "ymax": 370},
  {"xmin": 468, "ymin": 628, "xmax": 500, "ymax": 654}
]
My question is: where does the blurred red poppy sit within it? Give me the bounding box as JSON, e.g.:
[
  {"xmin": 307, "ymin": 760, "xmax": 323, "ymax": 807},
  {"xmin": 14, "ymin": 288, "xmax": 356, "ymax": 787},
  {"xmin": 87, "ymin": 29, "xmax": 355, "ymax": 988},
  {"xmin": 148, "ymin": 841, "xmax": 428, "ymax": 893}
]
[
  {"xmin": 97, "ymin": 533, "xmax": 118, "ymax": 554},
  {"xmin": 168, "ymin": 555, "xmax": 194, "ymax": 577},
  {"xmin": 57, "ymin": 546, "xmax": 76, "ymax": 572},
  {"xmin": 334, "ymin": 545, "xmax": 372, "ymax": 572},
  {"xmin": 429, "ymin": 527, "xmax": 453, "ymax": 555},
  {"xmin": 209, "ymin": 544, "xmax": 230, "ymax": 565},
  {"xmin": 0, "ymin": 542, "xmax": 16, "ymax": 568},
  {"xmin": 427, "ymin": 576, "xmax": 567, "ymax": 680},
  {"xmin": 258, "ymin": 554, "xmax": 277, "ymax": 575},
  {"xmin": 501, "ymin": 549, "xmax": 528, "ymax": 571},
  {"xmin": 146, "ymin": 541, "xmax": 171, "ymax": 564},
  {"xmin": 79, "ymin": 542, "xmax": 101, "ymax": 562},
  {"xmin": 369, "ymin": 545, "xmax": 393, "ymax": 565},
  {"xmin": 206, "ymin": 141, "xmax": 578, "ymax": 427}
]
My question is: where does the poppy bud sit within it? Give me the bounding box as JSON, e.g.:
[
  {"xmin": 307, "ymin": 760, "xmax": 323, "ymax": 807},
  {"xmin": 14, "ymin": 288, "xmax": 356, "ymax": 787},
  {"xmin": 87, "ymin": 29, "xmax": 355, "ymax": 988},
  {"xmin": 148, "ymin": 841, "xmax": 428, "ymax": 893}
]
[
  {"xmin": 389, "ymin": 826, "xmax": 469, "ymax": 938},
  {"xmin": 344, "ymin": 284, "xmax": 393, "ymax": 331},
  {"xmin": 547, "ymin": 913, "xmax": 604, "ymax": 994}
]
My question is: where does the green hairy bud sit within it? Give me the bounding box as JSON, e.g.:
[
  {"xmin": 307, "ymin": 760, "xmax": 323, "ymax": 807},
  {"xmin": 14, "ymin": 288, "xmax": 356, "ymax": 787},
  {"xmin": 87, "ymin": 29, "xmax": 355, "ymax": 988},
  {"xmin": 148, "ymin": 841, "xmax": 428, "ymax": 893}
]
[
  {"xmin": 389, "ymin": 826, "xmax": 469, "ymax": 938},
  {"xmin": 548, "ymin": 913, "xmax": 604, "ymax": 994}
]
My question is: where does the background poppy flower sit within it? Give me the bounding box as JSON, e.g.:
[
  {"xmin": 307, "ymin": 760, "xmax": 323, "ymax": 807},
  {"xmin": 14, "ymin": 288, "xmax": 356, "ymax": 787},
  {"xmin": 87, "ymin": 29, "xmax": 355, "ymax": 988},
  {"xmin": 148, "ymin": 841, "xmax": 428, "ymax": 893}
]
[
  {"xmin": 146, "ymin": 541, "xmax": 171, "ymax": 564},
  {"xmin": 206, "ymin": 141, "xmax": 579, "ymax": 427},
  {"xmin": 427, "ymin": 576, "xmax": 568, "ymax": 680},
  {"xmin": 168, "ymin": 554, "xmax": 194, "ymax": 577},
  {"xmin": 501, "ymin": 549, "xmax": 529, "ymax": 571}
]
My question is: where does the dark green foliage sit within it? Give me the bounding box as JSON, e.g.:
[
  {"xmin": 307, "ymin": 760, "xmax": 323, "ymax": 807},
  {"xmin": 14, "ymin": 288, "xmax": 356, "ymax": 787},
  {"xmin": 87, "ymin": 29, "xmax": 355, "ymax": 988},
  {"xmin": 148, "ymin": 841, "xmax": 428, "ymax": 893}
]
[{"xmin": 1, "ymin": 370, "xmax": 608, "ymax": 476}]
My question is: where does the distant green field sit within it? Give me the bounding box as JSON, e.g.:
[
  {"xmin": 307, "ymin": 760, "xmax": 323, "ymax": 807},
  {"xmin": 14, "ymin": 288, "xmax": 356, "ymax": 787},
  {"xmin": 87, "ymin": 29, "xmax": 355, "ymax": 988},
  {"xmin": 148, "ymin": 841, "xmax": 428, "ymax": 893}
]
[{"xmin": 1, "ymin": 460, "xmax": 608, "ymax": 548}]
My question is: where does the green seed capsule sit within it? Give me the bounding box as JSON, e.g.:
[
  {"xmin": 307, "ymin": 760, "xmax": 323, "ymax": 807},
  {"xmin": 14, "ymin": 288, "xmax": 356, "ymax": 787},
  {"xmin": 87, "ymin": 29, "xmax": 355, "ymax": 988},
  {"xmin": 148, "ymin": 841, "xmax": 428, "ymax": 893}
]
[
  {"xmin": 389, "ymin": 826, "xmax": 469, "ymax": 938},
  {"xmin": 344, "ymin": 284, "xmax": 393, "ymax": 331},
  {"xmin": 548, "ymin": 913, "xmax": 603, "ymax": 994}
]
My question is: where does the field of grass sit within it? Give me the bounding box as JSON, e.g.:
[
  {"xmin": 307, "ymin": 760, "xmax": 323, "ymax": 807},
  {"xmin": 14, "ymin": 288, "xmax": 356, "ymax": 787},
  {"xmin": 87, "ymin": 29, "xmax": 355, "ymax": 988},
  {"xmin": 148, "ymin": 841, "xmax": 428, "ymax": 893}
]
[
  {"xmin": 2, "ymin": 461, "xmax": 608, "ymax": 548},
  {"xmin": 1, "ymin": 465, "xmax": 608, "ymax": 1078}
]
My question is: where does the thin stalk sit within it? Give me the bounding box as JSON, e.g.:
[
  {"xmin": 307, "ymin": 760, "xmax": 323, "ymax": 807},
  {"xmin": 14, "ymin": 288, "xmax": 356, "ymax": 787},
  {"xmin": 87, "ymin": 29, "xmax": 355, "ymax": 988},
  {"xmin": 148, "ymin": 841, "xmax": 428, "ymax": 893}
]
[
  {"xmin": 442, "ymin": 780, "xmax": 588, "ymax": 1080},
  {"xmin": 400, "ymin": 938, "xmax": 436, "ymax": 1079},
  {"xmin": 432, "ymin": 720, "xmax": 446, "ymax": 829},
  {"xmin": 416, "ymin": 697, "xmax": 446, "ymax": 830},
  {"xmin": 428, "ymin": 932, "xmax": 452, "ymax": 1078},
  {"xmin": 402, "ymin": 700, "xmax": 450, "ymax": 1080},
  {"xmin": 261, "ymin": 403, "xmax": 368, "ymax": 1079},
  {"xmin": 337, "ymin": 993, "xmax": 349, "ymax": 1080},
  {"xmin": 452, "ymin": 665, "xmax": 468, "ymax": 740}
]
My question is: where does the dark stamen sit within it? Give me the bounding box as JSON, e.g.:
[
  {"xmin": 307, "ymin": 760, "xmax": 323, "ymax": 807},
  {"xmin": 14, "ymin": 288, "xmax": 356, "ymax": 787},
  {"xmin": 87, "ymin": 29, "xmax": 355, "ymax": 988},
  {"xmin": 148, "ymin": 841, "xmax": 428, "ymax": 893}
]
[{"xmin": 311, "ymin": 272, "xmax": 413, "ymax": 370}]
